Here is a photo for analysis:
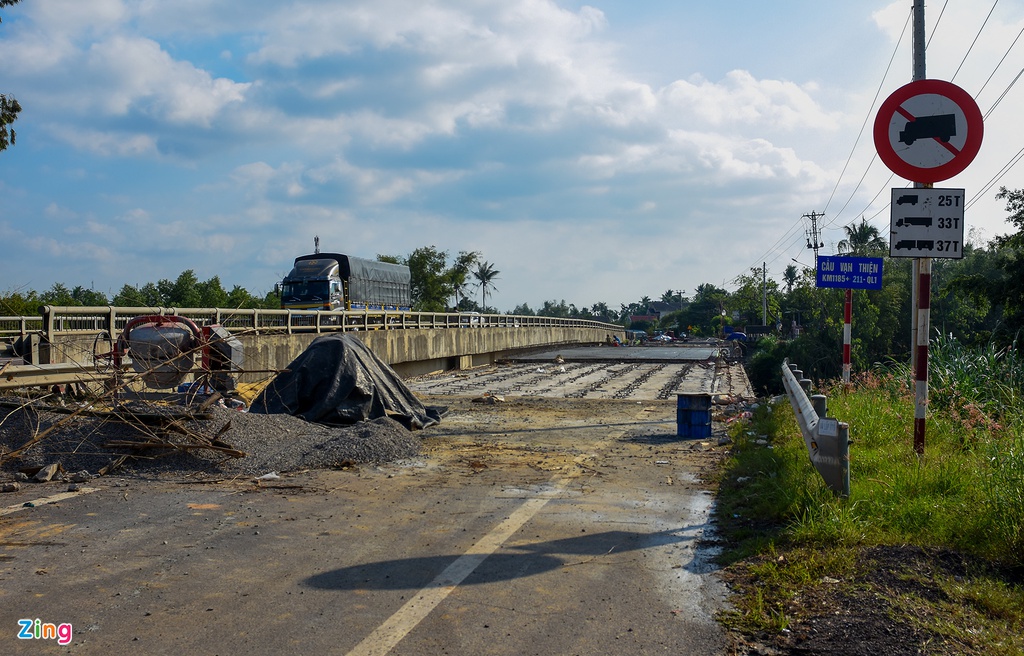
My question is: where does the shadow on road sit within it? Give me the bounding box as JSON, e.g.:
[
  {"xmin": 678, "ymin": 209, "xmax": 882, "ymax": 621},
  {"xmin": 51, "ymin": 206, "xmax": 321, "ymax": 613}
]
[{"xmin": 304, "ymin": 525, "xmax": 711, "ymax": 592}]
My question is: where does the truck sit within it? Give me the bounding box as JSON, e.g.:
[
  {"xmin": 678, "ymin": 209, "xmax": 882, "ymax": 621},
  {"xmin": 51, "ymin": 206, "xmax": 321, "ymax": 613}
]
[
  {"xmin": 895, "ymin": 216, "xmax": 932, "ymax": 228},
  {"xmin": 280, "ymin": 252, "xmax": 412, "ymax": 312},
  {"xmin": 899, "ymin": 113, "xmax": 956, "ymax": 146}
]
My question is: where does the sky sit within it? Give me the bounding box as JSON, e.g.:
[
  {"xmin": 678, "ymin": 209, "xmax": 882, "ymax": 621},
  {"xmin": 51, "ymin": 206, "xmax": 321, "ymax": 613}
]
[{"xmin": 2, "ymin": 0, "xmax": 1024, "ymax": 313}]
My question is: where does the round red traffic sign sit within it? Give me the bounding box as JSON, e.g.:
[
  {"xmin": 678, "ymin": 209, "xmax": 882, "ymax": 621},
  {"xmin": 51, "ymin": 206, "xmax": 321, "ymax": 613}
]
[{"xmin": 873, "ymin": 79, "xmax": 983, "ymax": 183}]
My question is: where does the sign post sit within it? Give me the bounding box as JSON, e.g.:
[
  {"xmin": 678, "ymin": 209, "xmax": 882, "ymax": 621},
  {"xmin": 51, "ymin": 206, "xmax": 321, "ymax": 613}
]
[
  {"xmin": 873, "ymin": 74, "xmax": 982, "ymax": 455},
  {"xmin": 816, "ymin": 256, "xmax": 884, "ymax": 383}
]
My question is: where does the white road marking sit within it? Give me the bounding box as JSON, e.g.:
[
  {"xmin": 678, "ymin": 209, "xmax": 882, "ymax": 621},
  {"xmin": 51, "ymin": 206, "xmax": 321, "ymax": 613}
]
[
  {"xmin": 345, "ymin": 438, "xmax": 628, "ymax": 656},
  {"xmin": 1, "ymin": 486, "xmax": 102, "ymax": 515}
]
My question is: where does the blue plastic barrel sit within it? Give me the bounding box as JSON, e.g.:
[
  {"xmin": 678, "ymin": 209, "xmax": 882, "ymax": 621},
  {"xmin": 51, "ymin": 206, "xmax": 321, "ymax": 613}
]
[{"xmin": 677, "ymin": 394, "xmax": 712, "ymax": 438}]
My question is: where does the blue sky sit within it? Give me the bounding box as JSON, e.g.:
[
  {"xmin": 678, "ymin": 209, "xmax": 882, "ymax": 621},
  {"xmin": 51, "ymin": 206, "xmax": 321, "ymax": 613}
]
[{"xmin": 2, "ymin": 0, "xmax": 1024, "ymax": 312}]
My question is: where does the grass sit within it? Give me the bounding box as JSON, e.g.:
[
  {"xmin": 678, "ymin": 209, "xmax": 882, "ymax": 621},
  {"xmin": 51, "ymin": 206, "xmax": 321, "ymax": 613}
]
[{"xmin": 714, "ymin": 342, "xmax": 1024, "ymax": 654}]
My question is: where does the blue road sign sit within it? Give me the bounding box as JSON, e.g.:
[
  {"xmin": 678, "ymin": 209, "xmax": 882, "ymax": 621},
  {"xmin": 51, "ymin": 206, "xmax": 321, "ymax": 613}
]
[{"xmin": 816, "ymin": 256, "xmax": 884, "ymax": 290}]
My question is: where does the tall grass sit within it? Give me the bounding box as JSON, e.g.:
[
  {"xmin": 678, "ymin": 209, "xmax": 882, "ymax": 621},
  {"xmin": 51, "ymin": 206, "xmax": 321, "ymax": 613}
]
[
  {"xmin": 718, "ymin": 333, "xmax": 1024, "ymax": 567},
  {"xmin": 716, "ymin": 337, "xmax": 1024, "ymax": 650}
]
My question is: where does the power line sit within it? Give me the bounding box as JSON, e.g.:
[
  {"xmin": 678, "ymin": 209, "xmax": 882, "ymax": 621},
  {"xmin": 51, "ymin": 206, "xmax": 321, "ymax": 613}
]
[
  {"xmin": 731, "ymin": 2, "xmax": 1024, "ymax": 286},
  {"xmin": 925, "ymin": 0, "xmax": 950, "ymax": 49},
  {"xmin": 737, "ymin": 7, "xmax": 914, "ymax": 280},
  {"xmin": 952, "ymin": 0, "xmax": 999, "ymax": 82},
  {"xmin": 822, "ymin": 6, "xmax": 913, "ymax": 221},
  {"xmin": 975, "ymin": 20, "xmax": 1024, "ymax": 99}
]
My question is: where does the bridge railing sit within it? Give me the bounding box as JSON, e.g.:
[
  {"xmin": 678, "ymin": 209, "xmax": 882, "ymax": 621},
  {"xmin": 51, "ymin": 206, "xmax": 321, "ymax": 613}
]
[
  {"xmin": 37, "ymin": 306, "xmax": 622, "ymax": 338},
  {"xmin": 0, "ymin": 316, "xmax": 44, "ymax": 338}
]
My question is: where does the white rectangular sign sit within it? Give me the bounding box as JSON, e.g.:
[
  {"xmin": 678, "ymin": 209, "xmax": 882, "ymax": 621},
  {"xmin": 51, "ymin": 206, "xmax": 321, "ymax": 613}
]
[{"xmin": 889, "ymin": 188, "xmax": 966, "ymax": 259}]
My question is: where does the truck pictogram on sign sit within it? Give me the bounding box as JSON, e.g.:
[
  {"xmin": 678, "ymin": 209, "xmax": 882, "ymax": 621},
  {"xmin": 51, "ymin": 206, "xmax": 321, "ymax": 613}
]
[
  {"xmin": 899, "ymin": 114, "xmax": 956, "ymax": 145},
  {"xmin": 895, "ymin": 216, "xmax": 932, "ymax": 228}
]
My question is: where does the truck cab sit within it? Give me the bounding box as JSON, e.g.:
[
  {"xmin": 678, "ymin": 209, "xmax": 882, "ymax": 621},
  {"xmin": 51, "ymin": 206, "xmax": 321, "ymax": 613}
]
[{"xmin": 280, "ymin": 257, "xmax": 344, "ymax": 311}]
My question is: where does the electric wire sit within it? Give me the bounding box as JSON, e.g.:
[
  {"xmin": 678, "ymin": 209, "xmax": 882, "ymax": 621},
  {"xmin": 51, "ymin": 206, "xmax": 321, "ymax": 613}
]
[
  {"xmin": 984, "ymin": 63, "xmax": 1024, "ymax": 119},
  {"xmin": 975, "ymin": 20, "xmax": 1024, "ymax": 99},
  {"xmin": 822, "ymin": 1, "xmax": 1016, "ymax": 248},
  {"xmin": 952, "ymin": 0, "xmax": 999, "ymax": 82},
  {"xmin": 827, "ymin": 1, "xmax": 1011, "ymax": 238},
  {"xmin": 925, "ymin": 0, "xmax": 950, "ymax": 49},
  {"xmin": 821, "ymin": 8, "xmax": 913, "ymax": 220},
  {"xmin": 966, "ymin": 143, "xmax": 1024, "ymax": 211},
  {"xmin": 745, "ymin": 4, "xmax": 914, "ymax": 275},
  {"xmin": 735, "ymin": 2, "xmax": 1024, "ymax": 285}
]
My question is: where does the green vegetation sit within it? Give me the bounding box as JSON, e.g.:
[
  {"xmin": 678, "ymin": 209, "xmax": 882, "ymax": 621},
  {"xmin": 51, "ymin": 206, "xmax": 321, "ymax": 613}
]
[
  {"xmin": 6, "ymin": 185, "xmax": 1024, "ymax": 351},
  {"xmin": 716, "ymin": 337, "xmax": 1024, "ymax": 653},
  {"xmin": 0, "ymin": 1, "xmax": 22, "ymax": 153}
]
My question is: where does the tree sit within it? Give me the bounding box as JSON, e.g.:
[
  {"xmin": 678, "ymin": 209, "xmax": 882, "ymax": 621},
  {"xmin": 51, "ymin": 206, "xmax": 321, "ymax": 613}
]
[
  {"xmin": 473, "ymin": 261, "xmax": 500, "ymax": 311},
  {"xmin": 448, "ymin": 251, "xmax": 479, "ymax": 310},
  {"xmin": 538, "ymin": 299, "xmax": 572, "ymax": 318},
  {"xmin": 113, "ymin": 285, "xmax": 147, "ymax": 307},
  {"xmin": 0, "ymin": 1, "xmax": 23, "ymax": 153},
  {"xmin": 401, "ymin": 246, "xmax": 455, "ymax": 312},
  {"xmin": 837, "ymin": 218, "xmax": 887, "ymax": 255},
  {"xmin": 195, "ymin": 275, "xmax": 229, "ymax": 308},
  {"xmin": 589, "ymin": 301, "xmax": 615, "ymax": 322},
  {"xmin": 39, "ymin": 283, "xmax": 75, "ymax": 307},
  {"xmin": 0, "ymin": 287, "xmax": 40, "ymax": 315},
  {"xmin": 962, "ymin": 186, "xmax": 1024, "ymax": 338},
  {"xmin": 0, "ymin": 94, "xmax": 20, "ymax": 152},
  {"xmin": 383, "ymin": 247, "xmax": 487, "ymax": 312},
  {"xmin": 71, "ymin": 286, "xmax": 108, "ymax": 306},
  {"xmin": 157, "ymin": 270, "xmax": 202, "ymax": 307},
  {"xmin": 226, "ymin": 285, "xmax": 265, "ymax": 309},
  {"xmin": 678, "ymin": 283, "xmax": 728, "ymax": 336},
  {"xmin": 783, "ymin": 264, "xmax": 798, "ymax": 293},
  {"xmin": 732, "ymin": 267, "xmax": 782, "ymax": 328}
]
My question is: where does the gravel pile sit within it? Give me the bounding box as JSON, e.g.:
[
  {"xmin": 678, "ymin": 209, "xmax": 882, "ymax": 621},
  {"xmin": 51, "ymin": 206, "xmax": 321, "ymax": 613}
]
[{"xmin": 0, "ymin": 399, "xmax": 425, "ymax": 481}]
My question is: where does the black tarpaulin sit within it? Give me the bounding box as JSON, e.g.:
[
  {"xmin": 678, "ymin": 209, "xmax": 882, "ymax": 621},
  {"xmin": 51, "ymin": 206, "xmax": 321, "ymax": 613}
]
[{"xmin": 249, "ymin": 334, "xmax": 442, "ymax": 430}]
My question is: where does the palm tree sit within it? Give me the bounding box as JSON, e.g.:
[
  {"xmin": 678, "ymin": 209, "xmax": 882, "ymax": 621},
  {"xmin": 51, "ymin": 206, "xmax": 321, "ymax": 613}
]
[
  {"xmin": 449, "ymin": 251, "xmax": 479, "ymax": 310},
  {"xmin": 783, "ymin": 264, "xmax": 798, "ymax": 293},
  {"xmin": 837, "ymin": 218, "xmax": 887, "ymax": 255},
  {"xmin": 473, "ymin": 261, "xmax": 500, "ymax": 311}
]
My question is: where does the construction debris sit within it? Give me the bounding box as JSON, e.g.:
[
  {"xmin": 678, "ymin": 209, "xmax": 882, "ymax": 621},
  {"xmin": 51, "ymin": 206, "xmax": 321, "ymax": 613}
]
[
  {"xmin": 250, "ymin": 334, "xmax": 443, "ymax": 430},
  {"xmin": 33, "ymin": 463, "xmax": 61, "ymax": 482},
  {"xmin": 0, "ymin": 395, "xmax": 423, "ymax": 482}
]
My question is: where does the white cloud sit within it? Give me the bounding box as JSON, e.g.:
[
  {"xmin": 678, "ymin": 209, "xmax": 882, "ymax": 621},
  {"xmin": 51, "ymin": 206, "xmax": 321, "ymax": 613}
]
[
  {"xmin": 79, "ymin": 36, "xmax": 249, "ymax": 126},
  {"xmin": 7, "ymin": 0, "xmax": 1022, "ymax": 310}
]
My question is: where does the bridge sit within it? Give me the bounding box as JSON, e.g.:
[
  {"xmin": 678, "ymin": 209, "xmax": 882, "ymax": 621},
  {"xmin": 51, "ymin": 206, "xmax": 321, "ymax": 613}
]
[{"xmin": 1, "ymin": 306, "xmax": 626, "ymax": 389}]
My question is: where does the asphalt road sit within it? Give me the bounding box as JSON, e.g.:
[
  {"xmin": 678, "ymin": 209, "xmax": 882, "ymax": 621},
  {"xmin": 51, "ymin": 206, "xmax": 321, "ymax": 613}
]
[{"xmin": 1, "ymin": 365, "xmax": 743, "ymax": 655}]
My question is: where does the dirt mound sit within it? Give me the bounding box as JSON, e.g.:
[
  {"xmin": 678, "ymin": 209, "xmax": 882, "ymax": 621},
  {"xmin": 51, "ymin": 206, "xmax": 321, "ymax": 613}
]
[{"xmin": 0, "ymin": 400, "xmax": 423, "ymax": 481}]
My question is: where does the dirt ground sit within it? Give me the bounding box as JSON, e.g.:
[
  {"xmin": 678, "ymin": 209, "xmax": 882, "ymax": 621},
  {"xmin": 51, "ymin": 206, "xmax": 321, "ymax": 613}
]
[
  {"xmin": 720, "ymin": 543, "xmax": 1024, "ymax": 656},
  {"xmin": 5, "ymin": 352, "xmax": 997, "ymax": 655}
]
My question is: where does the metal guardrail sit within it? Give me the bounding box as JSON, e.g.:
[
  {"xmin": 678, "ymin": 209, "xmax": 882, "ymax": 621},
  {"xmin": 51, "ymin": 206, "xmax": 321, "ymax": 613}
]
[
  {"xmin": 780, "ymin": 359, "xmax": 851, "ymax": 497},
  {"xmin": 37, "ymin": 306, "xmax": 623, "ymax": 338}
]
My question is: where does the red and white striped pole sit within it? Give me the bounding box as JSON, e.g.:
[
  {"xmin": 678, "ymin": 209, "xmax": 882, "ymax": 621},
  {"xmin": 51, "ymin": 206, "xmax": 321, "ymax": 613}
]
[
  {"xmin": 914, "ymin": 257, "xmax": 931, "ymax": 454},
  {"xmin": 843, "ymin": 288, "xmax": 852, "ymax": 383},
  {"xmin": 911, "ymin": 0, "xmax": 928, "ymax": 455}
]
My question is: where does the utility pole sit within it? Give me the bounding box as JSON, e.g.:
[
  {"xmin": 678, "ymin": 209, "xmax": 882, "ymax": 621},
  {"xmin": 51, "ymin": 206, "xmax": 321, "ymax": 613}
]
[
  {"xmin": 803, "ymin": 211, "xmax": 825, "ymax": 262},
  {"xmin": 762, "ymin": 262, "xmax": 768, "ymax": 326}
]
